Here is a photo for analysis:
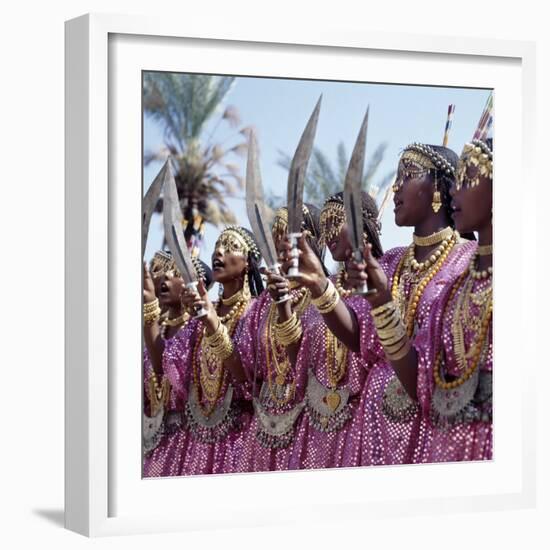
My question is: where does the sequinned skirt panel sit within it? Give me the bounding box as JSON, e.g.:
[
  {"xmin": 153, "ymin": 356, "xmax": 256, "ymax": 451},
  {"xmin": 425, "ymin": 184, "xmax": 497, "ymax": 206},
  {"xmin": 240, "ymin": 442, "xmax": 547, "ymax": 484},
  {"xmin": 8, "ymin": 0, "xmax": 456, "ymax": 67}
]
[
  {"xmin": 287, "ymin": 398, "xmax": 363, "ymax": 470},
  {"xmin": 416, "ymin": 421, "xmax": 492, "ymax": 463},
  {"xmin": 359, "ymin": 364, "xmax": 424, "ymax": 466},
  {"xmin": 233, "ymin": 416, "xmax": 296, "ymax": 473},
  {"xmin": 143, "ymin": 429, "xmax": 191, "ymax": 478},
  {"xmin": 181, "ymin": 409, "xmax": 252, "ymax": 475}
]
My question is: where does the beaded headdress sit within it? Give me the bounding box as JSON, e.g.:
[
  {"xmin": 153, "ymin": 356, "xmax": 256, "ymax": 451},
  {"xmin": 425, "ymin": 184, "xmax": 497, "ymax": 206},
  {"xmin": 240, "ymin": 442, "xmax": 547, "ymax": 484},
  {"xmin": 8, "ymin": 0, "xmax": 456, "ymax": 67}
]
[
  {"xmin": 399, "ymin": 143, "xmax": 456, "ymax": 177},
  {"xmin": 319, "ymin": 193, "xmax": 380, "ymax": 247},
  {"xmin": 217, "ymin": 225, "xmax": 261, "ymax": 262},
  {"xmin": 150, "ymin": 249, "xmax": 207, "ymax": 281},
  {"xmin": 456, "ymin": 94, "xmax": 493, "ymax": 190},
  {"xmin": 272, "ymin": 205, "xmax": 316, "ymax": 239}
]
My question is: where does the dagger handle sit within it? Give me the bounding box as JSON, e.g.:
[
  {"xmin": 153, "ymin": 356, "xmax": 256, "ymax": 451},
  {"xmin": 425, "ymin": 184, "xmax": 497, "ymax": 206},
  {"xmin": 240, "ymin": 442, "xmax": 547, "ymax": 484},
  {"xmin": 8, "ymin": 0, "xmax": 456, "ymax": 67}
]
[
  {"xmin": 351, "ymin": 249, "xmax": 378, "ymax": 296},
  {"xmin": 186, "ymin": 281, "xmax": 208, "ymax": 318},
  {"xmin": 286, "ymin": 232, "xmax": 302, "ymax": 279},
  {"xmin": 269, "ymin": 263, "xmax": 291, "ymax": 304}
]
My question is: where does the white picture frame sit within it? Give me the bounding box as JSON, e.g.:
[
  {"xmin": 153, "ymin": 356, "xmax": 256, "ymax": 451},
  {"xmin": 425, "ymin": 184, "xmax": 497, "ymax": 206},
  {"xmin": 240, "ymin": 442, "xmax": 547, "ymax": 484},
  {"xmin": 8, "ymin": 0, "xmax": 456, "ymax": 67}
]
[{"xmin": 65, "ymin": 12, "xmax": 537, "ymax": 537}]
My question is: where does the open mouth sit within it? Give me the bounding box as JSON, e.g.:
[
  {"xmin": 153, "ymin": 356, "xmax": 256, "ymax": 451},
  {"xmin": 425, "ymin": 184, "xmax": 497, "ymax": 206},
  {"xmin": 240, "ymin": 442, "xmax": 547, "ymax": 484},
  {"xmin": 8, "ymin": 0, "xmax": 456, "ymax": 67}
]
[
  {"xmin": 159, "ymin": 282, "xmax": 170, "ymax": 295},
  {"xmin": 212, "ymin": 258, "xmax": 225, "ymax": 271}
]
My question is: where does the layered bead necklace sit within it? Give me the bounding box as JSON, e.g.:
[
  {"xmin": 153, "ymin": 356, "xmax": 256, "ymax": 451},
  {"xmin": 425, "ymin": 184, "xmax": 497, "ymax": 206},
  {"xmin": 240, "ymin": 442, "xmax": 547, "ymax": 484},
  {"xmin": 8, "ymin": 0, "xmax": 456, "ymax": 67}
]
[
  {"xmin": 323, "ymin": 269, "xmax": 354, "ymax": 411},
  {"xmin": 434, "ymin": 252, "xmax": 493, "ymax": 390},
  {"xmin": 193, "ymin": 288, "xmax": 250, "ymax": 417},
  {"xmin": 265, "ymin": 286, "xmax": 311, "ymax": 405},
  {"xmin": 392, "ymin": 227, "xmax": 458, "ymax": 337}
]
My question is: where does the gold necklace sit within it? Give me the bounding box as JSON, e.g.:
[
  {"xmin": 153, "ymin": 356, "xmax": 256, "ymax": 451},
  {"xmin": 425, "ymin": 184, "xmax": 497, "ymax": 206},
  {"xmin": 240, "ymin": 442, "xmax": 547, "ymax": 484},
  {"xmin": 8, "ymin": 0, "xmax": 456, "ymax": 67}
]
[
  {"xmin": 195, "ymin": 294, "xmax": 250, "ymax": 416},
  {"xmin": 409, "ymin": 231, "xmax": 455, "ymax": 272},
  {"xmin": 324, "ymin": 327, "xmax": 348, "ymax": 411},
  {"xmin": 161, "ymin": 312, "xmax": 189, "ymax": 327},
  {"xmin": 412, "ymin": 226, "xmax": 454, "ymax": 247},
  {"xmin": 265, "ymin": 286, "xmax": 310, "ymax": 402},
  {"xmin": 221, "ymin": 288, "xmax": 244, "ymax": 306},
  {"xmin": 392, "ymin": 231, "xmax": 458, "ymax": 337},
  {"xmin": 451, "ymin": 267, "xmax": 492, "ymax": 371},
  {"xmin": 477, "ymin": 243, "xmax": 493, "ymax": 256},
  {"xmin": 436, "ymin": 274, "xmax": 492, "ymax": 388}
]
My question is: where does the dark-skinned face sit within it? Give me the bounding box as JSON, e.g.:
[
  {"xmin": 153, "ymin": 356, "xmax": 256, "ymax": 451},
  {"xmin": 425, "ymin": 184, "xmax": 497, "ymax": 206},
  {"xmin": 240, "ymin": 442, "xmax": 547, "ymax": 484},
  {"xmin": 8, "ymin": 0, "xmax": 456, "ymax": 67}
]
[
  {"xmin": 450, "ymin": 163, "xmax": 492, "ymax": 233},
  {"xmin": 211, "ymin": 230, "xmax": 249, "ymax": 284},
  {"xmin": 393, "ymin": 159, "xmax": 437, "ymax": 227},
  {"xmin": 157, "ymin": 270, "xmax": 185, "ymax": 308}
]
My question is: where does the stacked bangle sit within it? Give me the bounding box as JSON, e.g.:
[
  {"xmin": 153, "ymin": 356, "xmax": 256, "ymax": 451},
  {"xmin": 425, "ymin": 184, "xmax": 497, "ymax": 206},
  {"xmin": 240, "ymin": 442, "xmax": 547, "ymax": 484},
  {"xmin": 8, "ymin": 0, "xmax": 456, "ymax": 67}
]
[
  {"xmin": 143, "ymin": 298, "xmax": 161, "ymax": 325},
  {"xmin": 204, "ymin": 321, "xmax": 234, "ymax": 361},
  {"xmin": 273, "ymin": 312, "xmax": 303, "ymax": 347},
  {"xmin": 372, "ymin": 300, "xmax": 411, "ymax": 361},
  {"xmin": 311, "ymin": 280, "xmax": 340, "ymax": 314}
]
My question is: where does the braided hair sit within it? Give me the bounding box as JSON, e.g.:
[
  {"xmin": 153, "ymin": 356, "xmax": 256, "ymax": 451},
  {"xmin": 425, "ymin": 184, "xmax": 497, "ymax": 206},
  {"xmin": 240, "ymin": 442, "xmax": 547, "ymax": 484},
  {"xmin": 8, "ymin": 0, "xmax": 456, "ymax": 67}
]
[
  {"xmin": 302, "ymin": 203, "xmax": 330, "ymax": 277},
  {"xmin": 238, "ymin": 227, "xmax": 265, "ymax": 297},
  {"xmin": 424, "ymin": 144, "xmax": 459, "ymax": 229},
  {"xmin": 273, "ymin": 204, "xmax": 330, "ymax": 277}
]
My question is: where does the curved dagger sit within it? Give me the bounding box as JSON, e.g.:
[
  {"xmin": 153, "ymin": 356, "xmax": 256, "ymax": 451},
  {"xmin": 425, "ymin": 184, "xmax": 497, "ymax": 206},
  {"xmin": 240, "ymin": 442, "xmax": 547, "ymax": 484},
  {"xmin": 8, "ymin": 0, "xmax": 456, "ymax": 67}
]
[
  {"xmin": 142, "ymin": 159, "xmax": 169, "ymax": 258},
  {"xmin": 286, "ymin": 95, "xmax": 322, "ymax": 277},
  {"xmin": 245, "ymin": 129, "xmax": 289, "ymax": 304},
  {"xmin": 162, "ymin": 158, "xmax": 207, "ymax": 317},
  {"xmin": 343, "ymin": 106, "xmax": 377, "ymax": 295}
]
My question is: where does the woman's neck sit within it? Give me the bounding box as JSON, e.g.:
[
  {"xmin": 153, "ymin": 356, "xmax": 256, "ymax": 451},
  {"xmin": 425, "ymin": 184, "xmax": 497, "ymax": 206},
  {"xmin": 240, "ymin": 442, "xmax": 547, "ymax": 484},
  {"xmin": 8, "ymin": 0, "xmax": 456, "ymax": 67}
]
[
  {"xmin": 222, "ymin": 278, "xmax": 244, "ymax": 299},
  {"xmin": 413, "ymin": 213, "xmax": 449, "ymax": 238},
  {"xmin": 167, "ymin": 304, "xmax": 183, "ymax": 319},
  {"xmin": 477, "ymin": 222, "xmax": 493, "ymax": 271},
  {"xmin": 412, "ymin": 214, "xmax": 451, "ymax": 260}
]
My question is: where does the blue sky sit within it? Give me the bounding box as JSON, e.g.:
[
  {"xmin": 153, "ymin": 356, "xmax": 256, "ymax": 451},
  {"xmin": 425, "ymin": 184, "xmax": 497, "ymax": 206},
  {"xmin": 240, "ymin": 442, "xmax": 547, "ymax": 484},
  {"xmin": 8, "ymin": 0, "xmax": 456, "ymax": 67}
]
[{"xmin": 144, "ymin": 74, "xmax": 490, "ymax": 275}]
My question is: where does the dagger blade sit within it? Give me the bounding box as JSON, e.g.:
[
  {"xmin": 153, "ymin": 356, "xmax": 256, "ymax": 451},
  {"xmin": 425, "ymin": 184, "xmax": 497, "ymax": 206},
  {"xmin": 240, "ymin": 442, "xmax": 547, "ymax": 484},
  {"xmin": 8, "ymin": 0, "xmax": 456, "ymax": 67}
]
[
  {"xmin": 142, "ymin": 159, "xmax": 169, "ymax": 257},
  {"xmin": 286, "ymin": 96, "xmax": 322, "ymax": 234},
  {"xmin": 344, "ymin": 106, "xmax": 369, "ymax": 252}
]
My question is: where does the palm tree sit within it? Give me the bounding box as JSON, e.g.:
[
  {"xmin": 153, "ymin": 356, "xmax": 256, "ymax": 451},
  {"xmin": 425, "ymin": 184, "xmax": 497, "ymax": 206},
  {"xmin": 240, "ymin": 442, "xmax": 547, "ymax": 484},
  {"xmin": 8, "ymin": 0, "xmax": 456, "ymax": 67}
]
[
  {"xmin": 143, "ymin": 73, "xmax": 251, "ymax": 254},
  {"xmin": 277, "ymin": 141, "xmax": 395, "ymax": 208}
]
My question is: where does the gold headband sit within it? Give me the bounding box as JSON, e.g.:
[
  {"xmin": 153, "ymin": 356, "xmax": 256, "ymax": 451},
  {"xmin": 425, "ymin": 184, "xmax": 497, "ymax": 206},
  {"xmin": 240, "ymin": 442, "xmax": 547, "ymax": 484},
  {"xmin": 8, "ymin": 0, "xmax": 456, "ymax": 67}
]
[
  {"xmin": 217, "ymin": 226, "xmax": 261, "ymax": 260},
  {"xmin": 150, "ymin": 251, "xmax": 176, "ymax": 277},
  {"xmin": 150, "ymin": 250, "xmax": 207, "ymax": 281},
  {"xmin": 456, "ymin": 141, "xmax": 493, "ymax": 190},
  {"xmin": 272, "ymin": 205, "xmax": 315, "ymax": 238},
  {"xmin": 399, "ymin": 150, "xmax": 436, "ymax": 171},
  {"xmin": 400, "ymin": 143, "xmax": 455, "ymax": 176}
]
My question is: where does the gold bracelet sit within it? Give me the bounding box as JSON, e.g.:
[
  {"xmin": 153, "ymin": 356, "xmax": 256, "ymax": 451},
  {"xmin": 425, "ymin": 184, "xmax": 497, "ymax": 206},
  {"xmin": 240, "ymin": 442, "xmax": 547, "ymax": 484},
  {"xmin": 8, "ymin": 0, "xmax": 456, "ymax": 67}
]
[
  {"xmin": 274, "ymin": 313, "xmax": 299, "ymax": 332},
  {"xmin": 205, "ymin": 324, "xmax": 234, "ymax": 361},
  {"xmin": 311, "ymin": 279, "xmax": 336, "ymax": 307},
  {"xmin": 379, "ymin": 327, "xmax": 407, "ymax": 347},
  {"xmin": 144, "ymin": 309, "xmax": 161, "ymax": 325},
  {"xmin": 275, "ymin": 324, "xmax": 303, "ymax": 347},
  {"xmin": 204, "ymin": 320, "xmax": 225, "ymax": 344},
  {"xmin": 274, "ymin": 313, "xmax": 303, "ymax": 346},
  {"xmin": 313, "ymin": 281, "xmax": 341, "ymax": 314},
  {"xmin": 143, "ymin": 298, "xmax": 160, "ymax": 313},
  {"xmin": 374, "ymin": 310, "xmax": 401, "ymax": 332},
  {"xmin": 385, "ymin": 339, "xmax": 411, "ymax": 361},
  {"xmin": 317, "ymin": 292, "xmax": 340, "ymax": 314},
  {"xmin": 371, "ymin": 300, "xmax": 396, "ymax": 317}
]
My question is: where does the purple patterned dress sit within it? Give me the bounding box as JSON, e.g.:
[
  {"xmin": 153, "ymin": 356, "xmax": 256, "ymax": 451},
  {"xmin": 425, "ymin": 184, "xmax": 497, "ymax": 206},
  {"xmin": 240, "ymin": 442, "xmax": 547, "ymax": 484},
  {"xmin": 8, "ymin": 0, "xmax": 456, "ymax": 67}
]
[
  {"xmin": 355, "ymin": 240, "xmax": 476, "ymax": 466},
  {"xmin": 415, "ymin": 262, "xmax": 493, "ymax": 462},
  {"xmin": 153, "ymin": 307, "xmax": 253, "ymax": 476},
  {"xmin": 288, "ymin": 279, "xmax": 372, "ymax": 470},
  {"xmin": 233, "ymin": 289, "xmax": 320, "ymax": 472},
  {"xmin": 142, "ymin": 329, "xmax": 191, "ymax": 478}
]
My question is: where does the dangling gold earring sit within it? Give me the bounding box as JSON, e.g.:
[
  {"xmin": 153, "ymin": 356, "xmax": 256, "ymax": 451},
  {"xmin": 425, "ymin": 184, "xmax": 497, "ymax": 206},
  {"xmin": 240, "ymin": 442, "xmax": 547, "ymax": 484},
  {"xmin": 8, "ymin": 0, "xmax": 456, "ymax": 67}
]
[
  {"xmin": 432, "ymin": 172, "xmax": 442, "ymax": 213},
  {"xmin": 242, "ymin": 265, "xmax": 251, "ymax": 301}
]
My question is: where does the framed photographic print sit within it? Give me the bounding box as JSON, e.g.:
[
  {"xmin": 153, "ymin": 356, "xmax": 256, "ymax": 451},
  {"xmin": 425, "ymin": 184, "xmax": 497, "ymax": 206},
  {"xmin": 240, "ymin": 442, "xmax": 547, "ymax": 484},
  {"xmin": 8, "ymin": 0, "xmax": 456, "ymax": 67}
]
[{"xmin": 65, "ymin": 13, "xmax": 536, "ymax": 537}]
